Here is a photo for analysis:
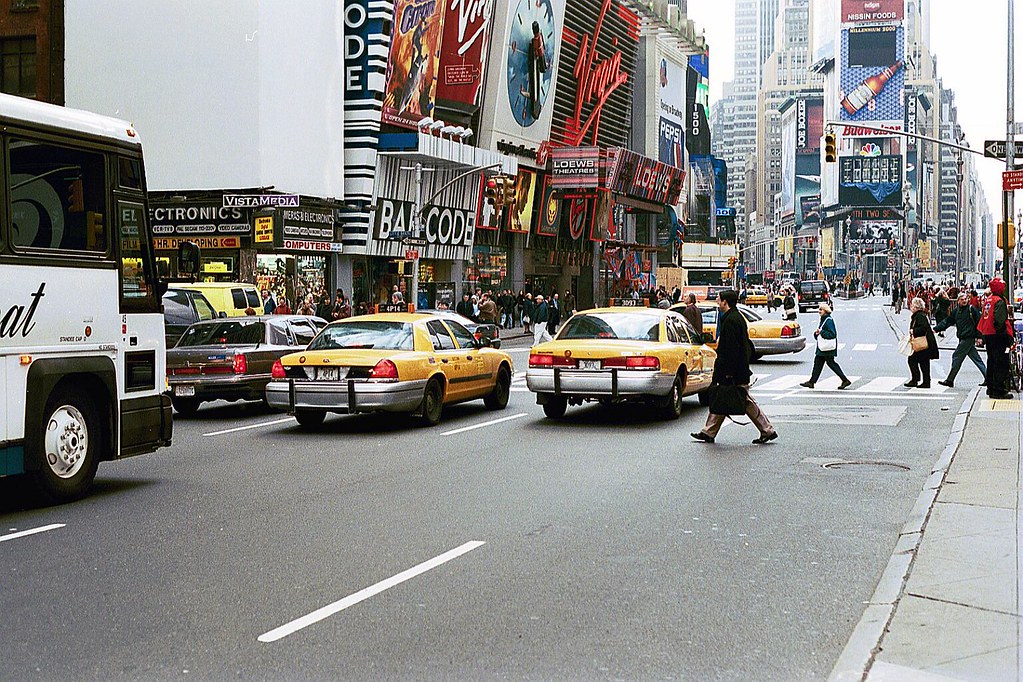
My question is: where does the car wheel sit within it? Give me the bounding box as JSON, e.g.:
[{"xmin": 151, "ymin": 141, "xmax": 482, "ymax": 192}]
[
  {"xmin": 698, "ymin": 389, "xmax": 711, "ymax": 407},
  {"xmin": 171, "ymin": 397, "xmax": 201, "ymax": 416},
  {"xmin": 656, "ymin": 373, "xmax": 685, "ymax": 420},
  {"xmin": 31, "ymin": 387, "xmax": 101, "ymax": 503},
  {"xmin": 294, "ymin": 409, "xmax": 325, "ymax": 429},
  {"xmin": 542, "ymin": 396, "xmax": 568, "ymax": 419},
  {"xmin": 420, "ymin": 378, "xmax": 445, "ymax": 426},
  {"xmin": 484, "ymin": 366, "xmax": 511, "ymax": 410}
]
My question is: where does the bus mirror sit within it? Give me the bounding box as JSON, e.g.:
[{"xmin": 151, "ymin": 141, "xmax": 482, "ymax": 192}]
[{"xmin": 177, "ymin": 241, "xmax": 201, "ymax": 277}]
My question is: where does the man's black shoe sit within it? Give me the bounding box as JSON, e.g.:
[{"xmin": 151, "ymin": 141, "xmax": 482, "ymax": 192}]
[
  {"xmin": 838, "ymin": 380, "xmax": 852, "ymax": 390},
  {"xmin": 752, "ymin": 432, "xmax": 778, "ymax": 445},
  {"xmin": 938, "ymin": 380, "xmax": 954, "ymax": 388},
  {"xmin": 691, "ymin": 431, "xmax": 714, "ymax": 443},
  {"xmin": 904, "ymin": 380, "xmax": 918, "ymax": 387},
  {"xmin": 799, "ymin": 381, "xmax": 815, "ymax": 388}
]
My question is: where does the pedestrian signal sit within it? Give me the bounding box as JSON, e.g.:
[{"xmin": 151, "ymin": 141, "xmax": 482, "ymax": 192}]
[
  {"xmin": 997, "ymin": 221, "xmax": 1016, "ymax": 249},
  {"xmin": 824, "ymin": 131, "xmax": 837, "ymax": 163}
]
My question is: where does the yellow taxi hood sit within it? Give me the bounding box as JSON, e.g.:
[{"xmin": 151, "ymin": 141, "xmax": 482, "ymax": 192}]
[{"xmin": 531, "ymin": 339, "xmax": 662, "ymax": 359}]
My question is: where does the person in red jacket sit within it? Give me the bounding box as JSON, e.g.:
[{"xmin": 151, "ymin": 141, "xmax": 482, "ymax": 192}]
[{"xmin": 977, "ymin": 278, "xmax": 1014, "ymax": 399}]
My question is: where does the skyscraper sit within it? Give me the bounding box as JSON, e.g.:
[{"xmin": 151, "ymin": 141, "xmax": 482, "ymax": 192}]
[{"xmin": 712, "ymin": 0, "xmax": 780, "ymax": 244}]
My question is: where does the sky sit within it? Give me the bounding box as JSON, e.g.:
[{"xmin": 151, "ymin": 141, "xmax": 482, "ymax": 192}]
[{"xmin": 685, "ymin": 0, "xmax": 1023, "ymax": 220}]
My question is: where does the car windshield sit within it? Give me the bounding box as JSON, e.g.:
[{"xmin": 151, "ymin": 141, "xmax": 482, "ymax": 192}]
[
  {"xmin": 178, "ymin": 320, "xmax": 264, "ymax": 347},
  {"xmin": 308, "ymin": 321, "xmax": 414, "ymax": 351},
  {"xmin": 557, "ymin": 312, "xmax": 661, "ymax": 341}
]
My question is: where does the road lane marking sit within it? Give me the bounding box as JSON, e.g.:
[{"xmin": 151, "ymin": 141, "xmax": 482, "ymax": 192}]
[
  {"xmin": 853, "ymin": 343, "xmax": 877, "ymax": 351},
  {"xmin": 258, "ymin": 540, "xmax": 486, "ymax": 643},
  {"xmin": 0, "ymin": 523, "xmax": 65, "ymax": 543},
  {"xmin": 757, "ymin": 375, "xmax": 810, "ymax": 391},
  {"xmin": 441, "ymin": 413, "xmax": 528, "ymax": 436},
  {"xmin": 203, "ymin": 418, "xmax": 295, "ymax": 437}
]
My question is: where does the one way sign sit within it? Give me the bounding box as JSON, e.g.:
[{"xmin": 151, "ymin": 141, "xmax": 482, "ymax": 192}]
[{"xmin": 984, "ymin": 140, "xmax": 1023, "ymax": 159}]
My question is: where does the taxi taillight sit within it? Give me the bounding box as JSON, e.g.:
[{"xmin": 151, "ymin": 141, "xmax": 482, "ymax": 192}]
[
  {"xmin": 602, "ymin": 356, "xmax": 660, "ymax": 370},
  {"xmin": 370, "ymin": 359, "xmax": 399, "ymax": 380},
  {"xmin": 781, "ymin": 325, "xmax": 796, "ymax": 338},
  {"xmin": 271, "ymin": 359, "xmax": 287, "ymax": 379},
  {"xmin": 529, "ymin": 353, "xmax": 575, "ymax": 368}
]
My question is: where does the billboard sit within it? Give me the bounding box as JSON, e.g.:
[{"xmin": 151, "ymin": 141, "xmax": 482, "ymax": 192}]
[
  {"xmin": 481, "ymin": 0, "xmax": 565, "ymax": 163},
  {"xmin": 435, "ymin": 0, "xmax": 495, "ymax": 114},
  {"xmin": 658, "ymin": 52, "xmax": 687, "ymax": 169},
  {"xmin": 841, "ymin": 0, "xmax": 904, "ymax": 24},
  {"xmin": 605, "ymin": 148, "xmax": 686, "ymax": 206},
  {"xmin": 840, "ymin": 155, "xmax": 903, "ymax": 207},
  {"xmin": 812, "ymin": 0, "xmax": 840, "ymax": 63},
  {"xmin": 839, "ymin": 25, "xmax": 905, "ymax": 126},
  {"xmin": 685, "ymin": 54, "xmax": 711, "ymax": 156},
  {"xmin": 550, "ymin": 147, "xmax": 601, "ymax": 188},
  {"xmin": 781, "ymin": 113, "xmax": 796, "ymax": 217},
  {"xmin": 795, "ymin": 156, "xmax": 822, "ymax": 226},
  {"xmin": 536, "ymin": 176, "xmax": 561, "ymax": 236},
  {"xmin": 551, "ymin": 0, "xmax": 640, "ymax": 149},
  {"xmin": 382, "ymin": 0, "xmax": 446, "ymax": 129},
  {"xmin": 507, "ymin": 169, "xmax": 537, "ymax": 233},
  {"xmin": 849, "ymin": 219, "xmax": 899, "ymax": 253}
]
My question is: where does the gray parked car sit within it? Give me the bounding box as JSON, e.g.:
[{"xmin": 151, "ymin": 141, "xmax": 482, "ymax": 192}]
[{"xmin": 167, "ymin": 315, "xmax": 326, "ymax": 415}]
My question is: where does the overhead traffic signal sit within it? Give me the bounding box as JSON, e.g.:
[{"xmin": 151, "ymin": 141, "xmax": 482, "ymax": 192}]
[
  {"xmin": 824, "ymin": 131, "xmax": 837, "ymax": 163},
  {"xmin": 502, "ymin": 176, "xmax": 517, "ymax": 208},
  {"xmin": 484, "ymin": 177, "xmax": 502, "ymax": 208}
]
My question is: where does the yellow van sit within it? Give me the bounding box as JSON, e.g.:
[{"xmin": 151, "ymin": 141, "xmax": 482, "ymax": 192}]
[{"xmin": 168, "ymin": 282, "xmax": 261, "ymax": 317}]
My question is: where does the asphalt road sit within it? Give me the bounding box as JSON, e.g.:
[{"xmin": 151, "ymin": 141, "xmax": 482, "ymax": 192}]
[{"xmin": 0, "ymin": 296, "xmax": 968, "ymax": 680}]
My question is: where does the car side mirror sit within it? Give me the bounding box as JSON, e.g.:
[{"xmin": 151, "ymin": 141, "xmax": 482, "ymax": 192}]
[
  {"xmin": 218, "ymin": 311, "xmax": 228, "ymax": 319},
  {"xmin": 476, "ymin": 337, "xmax": 490, "ymax": 348}
]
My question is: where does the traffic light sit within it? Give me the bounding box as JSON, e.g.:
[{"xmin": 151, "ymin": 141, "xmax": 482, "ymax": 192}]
[
  {"xmin": 67, "ymin": 178, "xmax": 85, "ymax": 212},
  {"xmin": 728, "ymin": 256, "xmax": 737, "ymax": 268},
  {"xmin": 997, "ymin": 221, "xmax": 1016, "ymax": 249},
  {"xmin": 502, "ymin": 176, "xmax": 517, "ymax": 208},
  {"xmin": 824, "ymin": 131, "xmax": 837, "ymax": 163},
  {"xmin": 484, "ymin": 177, "xmax": 502, "ymax": 208}
]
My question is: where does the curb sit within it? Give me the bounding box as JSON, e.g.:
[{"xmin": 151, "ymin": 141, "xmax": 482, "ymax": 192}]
[{"xmin": 827, "ymin": 386, "xmax": 982, "ymax": 682}]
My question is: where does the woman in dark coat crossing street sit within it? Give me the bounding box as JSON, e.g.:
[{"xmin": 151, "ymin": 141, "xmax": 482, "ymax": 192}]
[
  {"xmin": 799, "ymin": 303, "xmax": 852, "ymax": 389},
  {"xmin": 907, "ymin": 297, "xmax": 939, "ymax": 388}
]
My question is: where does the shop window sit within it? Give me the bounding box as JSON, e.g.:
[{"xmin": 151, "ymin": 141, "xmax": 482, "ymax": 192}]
[{"xmin": 9, "ymin": 138, "xmax": 107, "ymax": 253}]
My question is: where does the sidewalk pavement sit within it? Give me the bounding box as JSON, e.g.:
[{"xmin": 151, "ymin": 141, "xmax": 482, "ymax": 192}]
[{"xmin": 831, "ymin": 307, "xmax": 1022, "ymax": 681}]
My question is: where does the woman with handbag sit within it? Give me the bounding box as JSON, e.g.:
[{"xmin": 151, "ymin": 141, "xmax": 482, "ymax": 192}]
[
  {"xmin": 782, "ymin": 287, "xmax": 798, "ymax": 321},
  {"xmin": 906, "ymin": 297, "xmax": 939, "ymax": 388},
  {"xmin": 799, "ymin": 303, "xmax": 852, "ymax": 389}
]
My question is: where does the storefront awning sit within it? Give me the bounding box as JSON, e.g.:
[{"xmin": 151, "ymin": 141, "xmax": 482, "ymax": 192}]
[{"xmin": 378, "ymin": 133, "xmax": 517, "ymax": 175}]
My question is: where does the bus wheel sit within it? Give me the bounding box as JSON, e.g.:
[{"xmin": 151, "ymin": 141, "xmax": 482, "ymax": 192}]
[{"xmin": 32, "ymin": 388, "xmax": 100, "ymax": 503}]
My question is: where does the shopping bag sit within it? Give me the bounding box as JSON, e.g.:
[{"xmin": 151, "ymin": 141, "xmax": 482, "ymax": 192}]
[
  {"xmin": 897, "ymin": 335, "xmax": 913, "ymax": 356},
  {"xmin": 708, "ymin": 383, "xmax": 747, "ymax": 416}
]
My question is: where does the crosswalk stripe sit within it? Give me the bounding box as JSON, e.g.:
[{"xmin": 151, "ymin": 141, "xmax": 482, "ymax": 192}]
[
  {"xmin": 816, "ymin": 375, "xmax": 861, "ymax": 390},
  {"xmin": 858, "ymin": 376, "xmax": 906, "ymax": 393},
  {"xmin": 853, "ymin": 343, "xmax": 877, "ymax": 352},
  {"xmin": 757, "ymin": 375, "xmax": 811, "ymax": 391}
]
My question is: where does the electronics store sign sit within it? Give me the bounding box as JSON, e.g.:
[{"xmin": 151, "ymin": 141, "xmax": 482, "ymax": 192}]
[
  {"xmin": 151, "ymin": 204, "xmax": 250, "ymax": 236},
  {"xmin": 375, "ymin": 198, "xmax": 475, "ymax": 247}
]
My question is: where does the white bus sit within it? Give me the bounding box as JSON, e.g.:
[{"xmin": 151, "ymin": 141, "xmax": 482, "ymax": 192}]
[{"xmin": 0, "ymin": 93, "xmax": 176, "ymax": 502}]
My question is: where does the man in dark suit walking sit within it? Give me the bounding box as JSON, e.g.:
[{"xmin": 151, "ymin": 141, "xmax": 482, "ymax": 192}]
[{"xmin": 692, "ymin": 289, "xmax": 778, "ymax": 444}]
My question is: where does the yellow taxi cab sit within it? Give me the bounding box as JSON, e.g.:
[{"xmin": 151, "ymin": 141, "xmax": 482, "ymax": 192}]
[
  {"xmin": 525, "ymin": 307, "xmax": 716, "ymax": 419},
  {"xmin": 670, "ymin": 301, "xmax": 805, "ymax": 360},
  {"xmin": 745, "ymin": 286, "xmax": 768, "ymax": 307},
  {"xmin": 265, "ymin": 313, "xmax": 514, "ymax": 427}
]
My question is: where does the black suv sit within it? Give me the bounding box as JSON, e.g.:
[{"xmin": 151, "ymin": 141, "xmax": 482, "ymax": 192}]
[
  {"xmin": 163, "ymin": 289, "xmax": 220, "ymax": 347},
  {"xmin": 797, "ymin": 280, "xmax": 831, "ymax": 313}
]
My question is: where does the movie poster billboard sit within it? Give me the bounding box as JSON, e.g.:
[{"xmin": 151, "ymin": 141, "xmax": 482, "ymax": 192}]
[
  {"xmin": 536, "ymin": 175, "xmax": 561, "ymax": 236},
  {"xmin": 507, "ymin": 169, "xmax": 537, "ymax": 233},
  {"xmin": 795, "ymin": 156, "xmax": 821, "ymax": 226},
  {"xmin": 841, "ymin": 0, "xmax": 904, "ymax": 24},
  {"xmin": 435, "ymin": 0, "xmax": 495, "ymax": 114},
  {"xmin": 658, "ymin": 52, "xmax": 687, "ymax": 169},
  {"xmin": 849, "ymin": 219, "xmax": 899, "ymax": 252},
  {"xmin": 382, "ymin": 0, "xmax": 447, "ymax": 129},
  {"xmin": 839, "ymin": 25, "xmax": 905, "ymax": 126}
]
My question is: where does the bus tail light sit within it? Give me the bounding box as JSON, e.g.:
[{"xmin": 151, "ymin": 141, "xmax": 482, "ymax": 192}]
[
  {"xmin": 370, "ymin": 359, "xmax": 399, "ymax": 380},
  {"xmin": 602, "ymin": 356, "xmax": 660, "ymax": 370},
  {"xmin": 233, "ymin": 354, "xmax": 247, "ymax": 374},
  {"xmin": 271, "ymin": 359, "xmax": 287, "ymax": 379}
]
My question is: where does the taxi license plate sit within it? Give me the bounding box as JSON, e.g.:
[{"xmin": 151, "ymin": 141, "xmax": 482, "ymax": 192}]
[
  {"xmin": 316, "ymin": 367, "xmax": 349, "ymax": 381},
  {"xmin": 578, "ymin": 360, "xmax": 601, "ymax": 371},
  {"xmin": 174, "ymin": 385, "xmax": 195, "ymax": 397}
]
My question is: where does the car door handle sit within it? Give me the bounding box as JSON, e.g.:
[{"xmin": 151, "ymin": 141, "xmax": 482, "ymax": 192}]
[
  {"xmin": 441, "ymin": 358, "xmax": 449, "ymax": 363},
  {"xmin": 466, "ymin": 356, "xmax": 473, "ymax": 361}
]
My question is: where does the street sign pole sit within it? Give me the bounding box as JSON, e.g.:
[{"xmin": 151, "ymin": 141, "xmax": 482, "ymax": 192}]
[{"xmin": 1006, "ymin": 0, "xmax": 1016, "ymax": 297}]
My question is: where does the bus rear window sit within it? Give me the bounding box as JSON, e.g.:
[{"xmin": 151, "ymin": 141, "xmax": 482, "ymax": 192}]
[{"xmin": 9, "ymin": 138, "xmax": 108, "ymax": 253}]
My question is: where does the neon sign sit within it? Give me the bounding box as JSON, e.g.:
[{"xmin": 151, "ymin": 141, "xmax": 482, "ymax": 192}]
[{"xmin": 568, "ymin": 0, "xmax": 629, "ymax": 146}]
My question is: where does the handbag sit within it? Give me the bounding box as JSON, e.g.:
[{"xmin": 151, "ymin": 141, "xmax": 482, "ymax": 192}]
[
  {"xmin": 897, "ymin": 335, "xmax": 914, "ymax": 356},
  {"xmin": 910, "ymin": 334, "xmax": 929, "ymax": 353},
  {"xmin": 816, "ymin": 335, "xmax": 837, "ymax": 352},
  {"xmin": 708, "ymin": 383, "xmax": 747, "ymax": 415}
]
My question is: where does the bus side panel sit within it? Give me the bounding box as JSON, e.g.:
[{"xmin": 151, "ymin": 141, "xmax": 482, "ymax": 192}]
[
  {"xmin": 0, "ymin": 358, "xmax": 25, "ymax": 476},
  {"xmin": 119, "ymin": 311, "xmax": 172, "ymax": 458}
]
